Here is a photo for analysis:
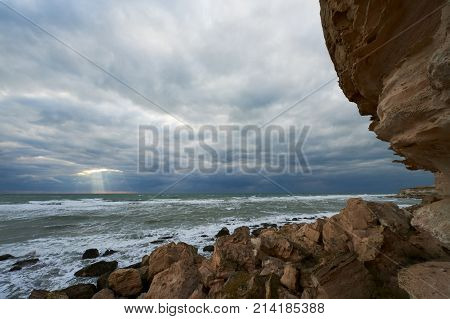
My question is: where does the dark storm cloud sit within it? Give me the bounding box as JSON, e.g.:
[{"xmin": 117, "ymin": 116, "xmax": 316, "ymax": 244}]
[{"xmin": 0, "ymin": 0, "xmax": 433, "ymax": 193}]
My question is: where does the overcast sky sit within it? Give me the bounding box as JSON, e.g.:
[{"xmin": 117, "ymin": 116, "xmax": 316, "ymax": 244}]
[{"xmin": 0, "ymin": 0, "xmax": 433, "ymax": 194}]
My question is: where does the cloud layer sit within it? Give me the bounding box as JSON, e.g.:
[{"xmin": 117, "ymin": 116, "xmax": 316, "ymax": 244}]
[{"xmin": 0, "ymin": 0, "xmax": 433, "ymax": 193}]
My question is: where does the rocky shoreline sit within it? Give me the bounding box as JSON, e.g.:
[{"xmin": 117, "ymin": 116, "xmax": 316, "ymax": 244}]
[{"xmin": 18, "ymin": 197, "xmax": 449, "ymax": 299}]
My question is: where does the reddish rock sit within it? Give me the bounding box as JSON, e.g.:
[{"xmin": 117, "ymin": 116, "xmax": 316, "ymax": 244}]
[
  {"xmin": 212, "ymin": 227, "xmax": 257, "ymax": 272},
  {"xmin": 145, "ymin": 242, "xmax": 198, "ymax": 279},
  {"xmin": 145, "ymin": 260, "xmax": 201, "ymax": 299},
  {"xmin": 108, "ymin": 269, "xmax": 143, "ymax": 297},
  {"xmin": 309, "ymin": 253, "xmax": 375, "ymax": 299}
]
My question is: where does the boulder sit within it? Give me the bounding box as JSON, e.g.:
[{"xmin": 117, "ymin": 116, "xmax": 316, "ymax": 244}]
[
  {"xmin": 74, "ymin": 260, "xmax": 118, "ymax": 277},
  {"xmin": 203, "ymin": 245, "xmax": 214, "ymax": 252},
  {"xmin": 398, "ymin": 261, "xmax": 450, "ymax": 299},
  {"xmin": 144, "ymin": 242, "xmax": 198, "ymax": 280},
  {"xmin": 92, "ymin": 288, "xmax": 115, "ymax": 299},
  {"xmin": 145, "ymin": 260, "xmax": 201, "ymax": 299},
  {"xmin": 108, "ymin": 269, "xmax": 143, "ymax": 297},
  {"xmin": 10, "ymin": 258, "xmax": 39, "ymax": 271},
  {"xmin": 102, "ymin": 249, "xmax": 117, "ymax": 257},
  {"xmin": 82, "ymin": 249, "xmax": 100, "ymax": 259},
  {"xmin": 29, "ymin": 289, "xmax": 50, "ymax": 299},
  {"xmin": 211, "ymin": 227, "xmax": 256, "ymax": 272},
  {"xmin": 61, "ymin": 284, "xmax": 97, "ymax": 299},
  {"xmin": 309, "ymin": 253, "xmax": 375, "ymax": 298},
  {"xmin": 411, "ymin": 199, "xmax": 450, "ymax": 248},
  {"xmin": 258, "ymin": 229, "xmax": 300, "ymax": 261},
  {"xmin": 0, "ymin": 254, "xmax": 14, "ymax": 262},
  {"xmin": 215, "ymin": 227, "xmax": 230, "ymax": 238},
  {"xmin": 322, "ymin": 198, "xmax": 412, "ymax": 262}
]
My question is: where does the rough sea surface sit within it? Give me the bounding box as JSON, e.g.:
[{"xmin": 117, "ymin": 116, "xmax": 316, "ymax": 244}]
[{"xmin": 0, "ymin": 193, "xmax": 418, "ymax": 298}]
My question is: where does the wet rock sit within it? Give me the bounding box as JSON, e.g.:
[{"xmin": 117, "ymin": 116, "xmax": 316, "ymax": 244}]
[
  {"xmin": 108, "ymin": 269, "xmax": 143, "ymax": 297},
  {"xmin": 203, "ymin": 245, "xmax": 214, "ymax": 252},
  {"xmin": 9, "ymin": 266, "xmax": 22, "ymax": 272},
  {"xmin": 145, "ymin": 260, "xmax": 201, "ymax": 299},
  {"xmin": 159, "ymin": 235, "xmax": 174, "ymax": 240},
  {"xmin": 261, "ymin": 223, "xmax": 277, "ymax": 228},
  {"xmin": 29, "ymin": 289, "xmax": 50, "ymax": 299},
  {"xmin": 215, "ymin": 227, "xmax": 230, "ymax": 238},
  {"xmin": 0, "ymin": 254, "xmax": 14, "ymax": 262},
  {"xmin": 75, "ymin": 260, "xmax": 118, "ymax": 277},
  {"xmin": 97, "ymin": 272, "xmax": 111, "ymax": 290},
  {"xmin": 92, "ymin": 288, "xmax": 115, "ymax": 299},
  {"xmin": 251, "ymin": 228, "xmax": 265, "ymax": 237},
  {"xmin": 61, "ymin": 284, "xmax": 97, "ymax": 299},
  {"xmin": 102, "ymin": 249, "xmax": 117, "ymax": 257},
  {"xmin": 212, "ymin": 227, "xmax": 256, "ymax": 272},
  {"xmin": 150, "ymin": 239, "xmax": 165, "ymax": 244},
  {"xmin": 124, "ymin": 262, "xmax": 141, "ymax": 269},
  {"xmin": 398, "ymin": 261, "xmax": 450, "ymax": 299},
  {"xmin": 10, "ymin": 258, "xmax": 39, "ymax": 271},
  {"xmin": 145, "ymin": 242, "xmax": 198, "ymax": 280},
  {"xmin": 82, "ymin": 249, "xmax": 100, "ymax": 259},
  {"xmin": 200, "ymin": 234, "xmax": 209, "ymax": 238}
]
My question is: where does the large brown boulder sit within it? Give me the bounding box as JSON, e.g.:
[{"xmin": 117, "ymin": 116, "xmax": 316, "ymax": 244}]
[
  {"xmin": 322, "ymin": 198, "xmax": 411, "ymax": 262},
  {"xmin": 108, "ymin": 269, "xmax": 143, "ymax": 297},
  {"xmin": 258, "ymin": 229, "xmax": 301, "ymax": 262},
  {"xmin": 145, "ymin": 260, "xmax": 201, "ymax": 299},
  {"xmin": 144, "ymin": 242, "xmax": 198, "ymax": 280},
  {"xmin": 398, "ymin": 261, "xmax": 450, "ymax": 298},
  {"xmin": 306, "ymin": 253, "xmax": 375, "ymax": 299},
  {"xmin": 211, "ymin": 227, "xmax": 257, "ymax": 272}
]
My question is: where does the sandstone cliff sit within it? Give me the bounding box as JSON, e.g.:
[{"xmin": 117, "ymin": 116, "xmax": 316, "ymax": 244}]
[{"xmin": 319, "ymin": 0, "xmax": 450, "ymax": 195}]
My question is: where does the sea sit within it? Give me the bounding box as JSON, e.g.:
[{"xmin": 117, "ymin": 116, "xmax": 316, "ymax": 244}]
[{"xmin": 0, "ymin": 193, "xmax": 418, "ymax": 298}]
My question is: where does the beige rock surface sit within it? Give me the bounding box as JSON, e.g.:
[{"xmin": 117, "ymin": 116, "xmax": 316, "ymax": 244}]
[
  {"xmin": 398, "ymin": 261, "xmax": 450, "ymax": 298},
  {"xmin": 108, "ymin": 269, "xmax": 142, "ymax": 297}
]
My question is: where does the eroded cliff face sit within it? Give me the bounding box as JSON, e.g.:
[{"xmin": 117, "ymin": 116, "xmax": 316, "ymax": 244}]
[{"xmin": 319, "ymin": 0, "xmax": 450, "ymax": 196}]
